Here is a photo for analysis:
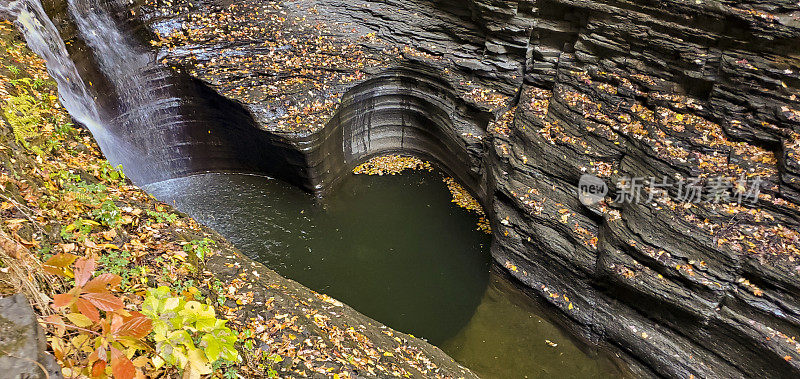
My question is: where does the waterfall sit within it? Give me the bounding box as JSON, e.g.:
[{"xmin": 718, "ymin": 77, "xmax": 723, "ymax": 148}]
[
  {"xmin": 2, "ymin": 0, "xmax": 313, "ymax": 187},
  {"xmin": 2, "ymin": 0, "xmax": 211, "ymax": 184},
  {"xmin": 0, "ymin": 0, "xmax": 115, "ymax": 158},
  {"xmin": 66, "ymin": 0, "xmax": 183, "ymax": 181}
]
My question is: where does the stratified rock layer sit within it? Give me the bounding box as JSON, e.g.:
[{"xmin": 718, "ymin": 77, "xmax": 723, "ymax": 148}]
[{"xmin": 49, "ymin": 0, "xmax": 800, "ymax": 377}]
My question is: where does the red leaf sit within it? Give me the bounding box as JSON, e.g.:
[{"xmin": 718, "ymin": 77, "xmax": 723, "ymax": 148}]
[
  {"xmin": 110, "ymin": 347, "xmax": 135, "ymax": 379},
  {"xmin": 76, "ymin": 298, "xmax": 100, "ymax": 323},
  {"xmin": 53, "ymin": 293, "xmax": 75, "ymax": 308},
  {"xmin": 42, "ymin": 253, "xmax": 77, "ymax": 276},
  {"xmin": 83, "ymin": 273, "xmax": 122, "ymax": 294},
  {"xmin": 112, "ymin": 311, "xmax": 152, "ymax": 339},
  {"xmin": 91, "ymin": 360, "xmax": 106, "ymax": 378},
  {"xmin": 81, "ymin": 292, "xmax": 124, "ymax": 312},
  {"xmin": 74, "ymin": 257, "xmax": 97, "ymax": 287}
]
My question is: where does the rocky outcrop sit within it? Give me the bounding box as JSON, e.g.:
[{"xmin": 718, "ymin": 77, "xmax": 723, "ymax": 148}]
[
  {"xmin": 18, "ymin": 0, "xmax": 800, "ymax": 377},
  {"xmin": 0, "ymin": 294, "xmax": 62, "ymax": 379}
]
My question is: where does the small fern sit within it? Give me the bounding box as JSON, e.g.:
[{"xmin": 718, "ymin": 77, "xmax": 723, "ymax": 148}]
[{"xmin": 4, "ymin": 94, "xmax": 42, "ymax": 145}]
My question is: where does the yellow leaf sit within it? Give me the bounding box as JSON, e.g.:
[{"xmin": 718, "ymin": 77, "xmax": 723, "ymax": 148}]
[
  {"xmin": 70, "ymin": 334, "xmax": 89, "ymax": 348},
  {"xmin": 66, "ymin": 313, "xmax": 94, "ymax": 328},
  {"xmin": 568, "ymin": 303, "xmax": 574, "ymax": 310},
  {"xmin": 132, "ymin": 356, "xmax": 150, "ymax": 368},
  {"xmin": 187, "ymin": 348, "xmax": 212, "ymax": 375}
]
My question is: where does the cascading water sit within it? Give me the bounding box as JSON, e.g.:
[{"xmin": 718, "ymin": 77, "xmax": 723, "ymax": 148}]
[
  {"xmin": 0, "ymin": 0, "xmax": 118, "ymax": 161},
  {"xmin": 3, "ymin": 0, "xmax": 303, "ymax": 185},
  {"xmin": 65, "ymin": 0, "xmax": 181, "ymax": 182}
]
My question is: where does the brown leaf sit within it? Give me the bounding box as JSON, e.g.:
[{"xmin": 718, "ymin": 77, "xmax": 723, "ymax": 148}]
[
  {"xmin": 0, "ymin": 237, "xmax": 26, "ymax": 259},
  {"xmin": 43, "ymin": 253, "xmax": 77, "ymax": 276},
  {"xmin": 112, "ymin": 311, "xmax": 152, "ymax": 339},
  {"xmin": 91, "ymin": 360, "xmax": 106, "ymax": 378},
  {"xmin": 53, "ymin": 293, "xmax": 75, "ymax": 308},
  {"xmin": 45, "ymin": 314, "xmax": 65, "ymax": 337}
]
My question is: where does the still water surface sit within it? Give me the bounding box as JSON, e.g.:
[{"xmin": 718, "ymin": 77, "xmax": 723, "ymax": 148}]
[{"xmin": 146, "ymin": 171, "xmax": 620, "ymax": 377}]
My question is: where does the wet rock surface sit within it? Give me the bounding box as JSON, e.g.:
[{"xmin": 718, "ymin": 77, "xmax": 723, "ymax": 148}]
[{"xmin": 33, "ymin": 0, "xmax": 800, "ymax": 376}]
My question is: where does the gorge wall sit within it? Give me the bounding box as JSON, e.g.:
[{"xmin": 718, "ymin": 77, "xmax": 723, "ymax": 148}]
[{"xmin": 17, "ymin": 0, "xmax": 800, "ymax": 377}]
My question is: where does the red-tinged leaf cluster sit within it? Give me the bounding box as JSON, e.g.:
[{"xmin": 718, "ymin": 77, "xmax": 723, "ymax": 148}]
[{"xmin": 44, "ymin": 256, "xmax": 152, "ymax": 379}]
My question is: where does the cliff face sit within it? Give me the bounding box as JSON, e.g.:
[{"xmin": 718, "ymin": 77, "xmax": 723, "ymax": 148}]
[{"xmin": 37, "ymin": 0, "xmax": 800, "ymax": 376}]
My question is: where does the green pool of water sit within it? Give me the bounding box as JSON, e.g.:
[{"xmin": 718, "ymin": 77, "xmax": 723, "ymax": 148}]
[{"xmin": 146, "ymin": 171, "xmax": 622, "ymax": 377}]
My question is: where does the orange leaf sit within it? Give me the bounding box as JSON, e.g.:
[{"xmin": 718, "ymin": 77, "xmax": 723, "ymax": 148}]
[
  {"xmin": 82, "ymin": 292, "xmax": 124, "ymax": 312},
  {"xmin": 76, "ymin": 298, "xmax": 100, "ymax": 323},
  {"xmin": 111, "ymin": 347, "xmax": 136, "ymax": 379},
  {"xmin": 74, "ymin": 257, "xmax": 97, "ymax": 287},
  {"xmin": 91, "ymin": 360, "xmax": 106, "ymax": 378},
  {"xmin": 53, "ymin": 293, "xmax": 75, "ymax": 308},
  {"xmin": 113, "ymin": 311, "xmax": 152, "ymax": 339},
  {"xmin": 84, "ymin": 273, "xmax": 122, "ymax": 294}
]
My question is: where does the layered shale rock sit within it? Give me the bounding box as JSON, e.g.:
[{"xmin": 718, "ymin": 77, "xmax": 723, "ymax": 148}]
[{"xmin": 40, "ymin": 0, "xmax": 800, "ymax": 377}]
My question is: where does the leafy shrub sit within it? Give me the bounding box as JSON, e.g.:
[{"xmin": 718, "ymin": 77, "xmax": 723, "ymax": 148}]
[
  {"xmin": 43, "ymin": 255, "xmax": 152, "ymax": 379},
  {"xmin": 141, "ymin": 286, "xmax": 238, "ymax": 376},
  {"xmin": 97, "ymin": 161, "xmax": 126, "ymax": 184}
]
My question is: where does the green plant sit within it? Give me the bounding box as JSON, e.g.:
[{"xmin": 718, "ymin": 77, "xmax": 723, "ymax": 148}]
[
  {"xmin": 264, "ymin": 353, "xmax": 283, "ymax": 377},
  {"xmin": 60, "ymin": 218, "xmax": 100, "ymax": 239},
  {"xmin": 183, "ymin": 238, "xmax": 214, "ymax": 261},
  {"xmin": 6, "ymin": 64, "xmax": 20, "ymax": 76},
  {"xmin": 54, "ymin": 120, "xmax": 75, "ymax": 137},
  {"xmin": 146, "ymin": 209, "xmax": 178, "ymax": 224},
  {"xmin": 97, "ymin": 250, "xmax": 138, "ymax": 289},
  {"xmin": 32, "ymin": 77, "xmax": 47, "ymax": 89},
  {"xmin": 4, "ymin": 93, "xmax": 42, "ymax": 146},
  {"xmin": 210, "ymin": 279, "xmax": 228, "ymax": 306},
  {"xmin": 97, "ymin": 161, "xmax": 126, "ymax": 184},
  {"xmin": 92, "ymin": 200, "xmax": 121, "ymax": 227},
  {"xmin": 65, "ymin": 182, "xmax": 110, "ymax": 207},
  {"xmin": 141, "ymin": 286, "xmax": 238, "ymax": 376},
  {"xmin": 49, "ymin": 169, "xmax": 82, "ymax": 187}
]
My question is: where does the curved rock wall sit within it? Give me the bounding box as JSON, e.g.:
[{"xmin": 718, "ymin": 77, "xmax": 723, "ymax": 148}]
[
  {"xmin": 137, "ymin": 0, "xmax": 800, "ymax": 376},
  {"xmin": 20, "ymin": 0, "xmax": 800, "ymax": 377}
]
